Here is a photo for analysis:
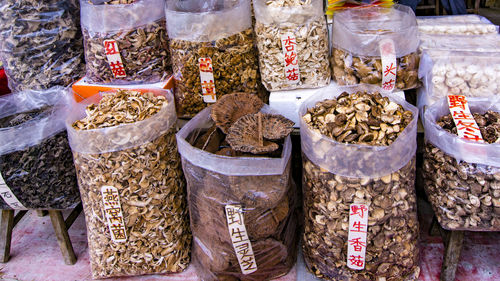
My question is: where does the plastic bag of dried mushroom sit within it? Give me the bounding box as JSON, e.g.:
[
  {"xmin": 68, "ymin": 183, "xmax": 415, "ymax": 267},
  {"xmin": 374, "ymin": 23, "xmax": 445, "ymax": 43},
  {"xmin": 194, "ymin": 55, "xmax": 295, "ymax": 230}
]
[
  {"xmin": 66, "ymin": 89, "xmax": 191, "ymax": 279},
  {"xmin": 299, "ymin": 85, "xmax": 420, "ymax": 280},
  {"xmin": 331, "ymin": 4, "xmax": 420, "ymax": 91},
  {"xmin": 0, "ymin": 0, "xmax": 84, "ymax": 92},
  {"xmin": 0, "ymin": 87, "xmax": 79, "ymax": 210},
  {"xmin": 80, "ymin": 0, "xmax": 170, "ymax": 84},
  {"xmin": 423, "ymin": 97, "xmax": 500, "ymax": 231},
  {"xmin": 166, "ymin": 0, "xmax": 265, "ymax": 118},
  {"xmin": 176, "ymin": 92, "xmax": 299, "ymax": 281},
  {"xmin": 253, "ymin": 0, "xmax": 330, "ymax": 91}
]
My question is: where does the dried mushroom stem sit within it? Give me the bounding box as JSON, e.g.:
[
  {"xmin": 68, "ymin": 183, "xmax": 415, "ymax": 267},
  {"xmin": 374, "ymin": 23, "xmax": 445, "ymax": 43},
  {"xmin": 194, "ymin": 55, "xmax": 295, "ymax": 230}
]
[
  {"xmin": 331, "ymin": 48, "xmax": 419, "ymax": 90},
  {"xmin": 258, "ymin": 112, "xmax": 263, "ymax": 147},
  {"xmin": 170, "ymin": 28, "xmax": 264, "ymax": 117},
  {"xmin": 83, "ymin": 19, "xmax": 170, "ymax": 84}
]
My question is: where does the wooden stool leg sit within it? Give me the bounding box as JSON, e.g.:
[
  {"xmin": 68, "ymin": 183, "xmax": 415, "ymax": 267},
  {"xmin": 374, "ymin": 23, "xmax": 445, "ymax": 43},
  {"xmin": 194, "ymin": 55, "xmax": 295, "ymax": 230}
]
[
  {"xmin": 49, "ymin": 210, "xmax": 76, "ymax": 265},
  {"xmin": 440, "ymin": 230, "xmax": 464, "ymax": 281},
  {"xmin": 0, "ymin": 210, "xmax": 14, "ymax": 263},
  {"xmin": 36, "ymin": 210, "xmax": 48, "ymax": 217}
]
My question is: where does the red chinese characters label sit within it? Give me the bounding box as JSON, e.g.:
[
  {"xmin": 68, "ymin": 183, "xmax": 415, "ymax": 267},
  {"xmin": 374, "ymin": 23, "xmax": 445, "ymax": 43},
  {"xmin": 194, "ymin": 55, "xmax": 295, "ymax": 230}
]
[
  {"xmin": 103, "ymin": 40, "xmax": 126, "ymax": 78},
  {"xmin": 347, "ymin": 204, "xmax": 369, "ymax": 270},
  {"xmin": 101, "ymin": 186, "xmax": 127, "ymax": 243},
  {"xmin": 281, "ymin": 33, "xmax": 300, "ymax": 84},
  {"xmin": 225, "ymin": 205, "xmax": 257, "ymax": 275},
  {"xmin": 199, "ymin": 57, "xmax": 217, "ymax": 103},
  {"xmin": 0, "ymin": 173, "xmax": 26, "ymax": 210},
  {"xmin": 379, "ymin": 39, "xmax": 396, "ymax": 91},
  {"xmin": 447, "ymin": 95, "xmax": 484, "ymax": 143}
]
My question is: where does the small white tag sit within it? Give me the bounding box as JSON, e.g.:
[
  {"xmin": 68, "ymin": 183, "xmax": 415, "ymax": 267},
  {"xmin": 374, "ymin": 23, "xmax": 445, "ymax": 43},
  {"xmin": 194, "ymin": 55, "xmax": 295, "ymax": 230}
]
[
  {"xmin": 101, "ymin": 186, "xmax": 127, "ymax": 243},
  {"xmin": 379, "ymin": 39, "xmax": 397, "ymax": 91},
  {"xmin": 0, "ymin": 173, "xmax": 26, "ymax": 210},
  {"xmin": 225, "ymin": 204, "xmax": 258, "ymax": 275},
  {"xmin": 199, "ymin": 57, "xmax": 217, "ymax": 103},
  {"xmin": 347, "ymin": 204, "xmax": 369, "ymax": 270},
  {"xmin": 103, "ymin": 40, "xmax": 126, "ymax": 78},
  {"xmin": 447, "ymin": 95, "xmax": 484, "ymax": 143},
  {"xmin": 281, "ymin": 33, "xmax": 300, "ymax": 84}
]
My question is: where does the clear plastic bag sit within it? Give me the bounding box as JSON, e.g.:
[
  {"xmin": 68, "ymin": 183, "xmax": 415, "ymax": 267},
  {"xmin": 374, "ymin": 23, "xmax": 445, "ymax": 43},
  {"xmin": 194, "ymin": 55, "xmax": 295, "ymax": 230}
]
[
  {"xmin": 176, "ymin": 105, "xmax": 298, "ymax": 281},
  {"xmin": 253, "ymin": 0, "xmax": 330, "ymax": 91},
  {"xmin": 66, "ymin": 89, "xmax": 191, "ymax": 279},
  {"xmin": 299, "ymin": 85, "xmax": 420, "ymax": 280},
  {"xmin": 418, "ymin": 33, "xmax": 500, "ymax": 52},
  {"xmin": 0, "ymin": 0, "xmax": 84, "ymax": 92},
  {"xmin": 418, "ymin": 49, "xmax": 500, "ymax": 106},
  {"xmin": 331, "ymin": 4, "xmax": 420, "ymax": 90},
  {"xmin": 80, "ymin": 0, "xmax": 171, "ymax": 84},
  {"xmin": 166, "ymin": 0, "xmax": 265, "ymax": 118},
  {"xmin": 417, "ymin": 15, "xmax": 498, "ymax": 35},
  {"xmin": 0, "ymin": 87, "xmax": 79, "ymax": 210},
  {"xmin": 423, "ymin": 96, "xmax": 500, "ymax": 231}
]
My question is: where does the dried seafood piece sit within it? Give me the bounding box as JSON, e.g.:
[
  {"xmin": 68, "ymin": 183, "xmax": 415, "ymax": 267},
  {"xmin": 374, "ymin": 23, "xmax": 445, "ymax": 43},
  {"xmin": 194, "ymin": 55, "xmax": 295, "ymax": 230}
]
[
  {"xmin": 302, "ymin": 155, "xmax": 420, "ymax": 280},
  {"xmin": 0, "ymin": 0, "xmax": 84, "ymax": 91},
  {"xmin": 72, "ymin": 90, "xmax": 191, "ymax": 278},
  {"xmin": 211, "ymin": 92, "xmax": 264, "ymax": 134},
  {"xmin": 82, "ymin": 18, "xmax": 170, "ymax": 84},
  {"xmin": 169, "ymin": 28, "xmax": 265, "ymax": 118},
  {"xmin": 303, "ymin": 91, "xmax": 413, "ymax": 145},
  {"xmin": 423, "ymin": 110, "xmax": 500, "ymax": 230},
  {"xmin": 255, "ymin": 15, "xmax": 330, "ymax": 91},
  {"xmin": 227, "ymin": 113, "xmax": 293, "ymax": 154},
  {"xmin": 331, "ymin": 48, "xmax": 420, "ymax": 90}
]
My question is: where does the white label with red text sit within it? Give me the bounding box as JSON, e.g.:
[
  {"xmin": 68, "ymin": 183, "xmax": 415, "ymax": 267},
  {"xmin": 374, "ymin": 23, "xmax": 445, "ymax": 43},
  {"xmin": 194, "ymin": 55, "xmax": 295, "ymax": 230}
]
[
  {"xmin": 199, "ymin": 57, "xmax": 217, "ymax": 103},
  {"xmin": 0, "ymin": 173, "xmax": 26, "ymax": 210},
  {"xmin": 347, "ymin": 204, "xmax": 369, "ymax": 270},
  {"xmin": 379, "ymin": 39, "xmax": 397, "ymax": 91},
  {"xmin": 103, "ymin": 40, "xmax": 126, "ymax": 78},
  {"xmin": 447, "ymin": 95, "xmax": 484, "ymax": 143},
  {"xmin": 101, "ymin": 186, "xmax": 127, "ymax": 243},
  {"xmin": 281, "ymin": 33, "xmax": 300, "ymax": 84},
  {"xmin": 225, "ymin": 204, "xmax": 258, "ymax": 275}
]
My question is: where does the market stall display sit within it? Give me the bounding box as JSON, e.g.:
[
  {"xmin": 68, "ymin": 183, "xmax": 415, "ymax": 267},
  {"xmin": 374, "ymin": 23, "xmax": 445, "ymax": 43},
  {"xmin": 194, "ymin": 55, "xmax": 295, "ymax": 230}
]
[
  {"xmin": 0, "ymin": 0, "xmax": 84, "ymax": 92},
  {"xmin": 67, "ymin": 89, "xmax": 191, "ymax": 279},
  {"xmin": 253, "ymin": 0, "xmax": 330, "ymax": 91},
  {"xmin": 417, "ymin": 15, "xmax": 498, "ymax": 35},
  {"xmin": 177, "ymin": 93, "xmax": 298, "ymax": 281},
  {"xmin": 0, "ymin": 88, "xmax": 79, "ymax": 210},
  {"xmin": 166, "ymin": 0, "xmax": 264, "ymax": 118},
  {"xmin": 80, "ymin": 0, "xmax": 170, "ymax": 84},
  {"xmin": 418, "ymin": 50, "xmax": 500, "ymax": 106},
  {"xmin": 331, "ymin": 5, "xmax": 420, "ymax": 91},
  {"xmin": 300, "ymin": 86, "xmax": 420, "ymax": 280},
  {"xmin": 423, "ymin": 97, "xmax": 500, "ymax": 231}
]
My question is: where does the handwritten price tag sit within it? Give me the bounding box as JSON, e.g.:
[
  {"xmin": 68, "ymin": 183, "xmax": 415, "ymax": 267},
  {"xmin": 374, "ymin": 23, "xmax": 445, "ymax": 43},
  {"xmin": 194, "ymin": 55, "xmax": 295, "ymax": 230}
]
[
  {"xmin": 101, "ymin": 186, "xmax": 127, "ymax": 243},
  {"xmin": 379, "ymin": 39, "xmax": 396, "ymax": 91},
  {"xmin": 281, "ymin": 33, "xmax": 300, "ymax": 84},
  {"xmin": 347, "ymin": 204, "xmax": 369, "ymax": 270},
  {"xmin": 447, "ymin": 95, "xmax": 484, "ymax": 143},
  {"xmin": 225, "ymin": 205, "xmax": 258, "ymax": 275},
  {"xmin": 0, "ymin": 173, "xmax": 26, "ymax": 209},
  {"xmin": 103, "ymin": 40, "xmax": 126, "ymax": 78},
  {"xmin": 199, "ymin": 57, "xmax": 217, "ymax": 103}
]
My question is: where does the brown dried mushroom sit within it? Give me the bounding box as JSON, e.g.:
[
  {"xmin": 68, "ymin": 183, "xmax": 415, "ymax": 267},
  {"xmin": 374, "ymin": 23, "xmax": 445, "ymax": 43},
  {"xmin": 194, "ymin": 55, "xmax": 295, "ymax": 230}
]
[
  {"xmin": 211, "ymin": 92, "xmax": 264, "ymax": 134},
  {"xmin": 226, "ymin": 113, "xmax": 293, "ymax": 154}
]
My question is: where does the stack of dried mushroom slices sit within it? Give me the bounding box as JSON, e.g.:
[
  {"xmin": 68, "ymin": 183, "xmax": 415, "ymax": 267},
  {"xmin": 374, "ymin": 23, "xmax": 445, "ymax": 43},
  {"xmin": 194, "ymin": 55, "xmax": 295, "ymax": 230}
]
[
  {"xmin": 80, "ymin": 0, "xmax": 170, "ymax": 84},
  {"xmin": 423, "ymin": 107, "xmax": 500, "ymax": 231},
  {"xmin": 179, "ymin": 92, "xmax": 298, "ymax": 281},
  {"xmin": 300, "ymin": 89, "xmax": 420, "ymax": 280},
  {"xmin": 68, "ymin": 90, "xmax": 191, "ymax": 279}
]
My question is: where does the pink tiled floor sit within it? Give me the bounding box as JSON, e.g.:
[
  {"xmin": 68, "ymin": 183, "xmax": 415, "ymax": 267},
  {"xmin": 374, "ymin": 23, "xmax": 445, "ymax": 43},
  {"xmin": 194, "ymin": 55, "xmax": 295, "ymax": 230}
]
[{"xmin": 1, "ymin": 200, "xmax": 499, "ymax": 281}]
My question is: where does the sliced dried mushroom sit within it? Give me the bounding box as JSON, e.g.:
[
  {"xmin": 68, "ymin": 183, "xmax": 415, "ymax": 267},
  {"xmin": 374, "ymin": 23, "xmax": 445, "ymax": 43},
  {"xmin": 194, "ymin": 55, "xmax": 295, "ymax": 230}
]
[{"xmin": 211, "ymin": 92, "xmax": 264, "ymax": 134}]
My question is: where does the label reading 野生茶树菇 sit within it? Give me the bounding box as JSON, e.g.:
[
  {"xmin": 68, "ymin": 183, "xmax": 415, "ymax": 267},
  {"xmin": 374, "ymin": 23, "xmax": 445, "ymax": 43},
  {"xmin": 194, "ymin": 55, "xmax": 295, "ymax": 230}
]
[{"xmin": 199, "ymin": 57, "xmax": 217, "ymax": 103}]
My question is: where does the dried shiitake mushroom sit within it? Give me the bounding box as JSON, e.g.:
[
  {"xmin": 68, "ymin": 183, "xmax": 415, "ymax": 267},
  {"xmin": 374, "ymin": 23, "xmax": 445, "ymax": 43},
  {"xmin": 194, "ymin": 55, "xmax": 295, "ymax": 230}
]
[{"xmin": 211, "ymin": 92, "xmax": 264, "ymax": 134}]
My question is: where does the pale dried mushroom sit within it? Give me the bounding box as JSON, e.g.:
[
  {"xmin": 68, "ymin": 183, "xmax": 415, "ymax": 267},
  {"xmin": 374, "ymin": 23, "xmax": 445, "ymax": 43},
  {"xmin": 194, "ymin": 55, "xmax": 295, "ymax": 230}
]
[
  {"xmin": 211, "ymin": 92, "xmax": 264, "ymax": 134},
  {"xmin": 71, "ymin": 90, "xmax": 191, "ymax": 278},
  {"xmin": 423, "ymin": 110, "xmax": 500, "ymax": 230}
]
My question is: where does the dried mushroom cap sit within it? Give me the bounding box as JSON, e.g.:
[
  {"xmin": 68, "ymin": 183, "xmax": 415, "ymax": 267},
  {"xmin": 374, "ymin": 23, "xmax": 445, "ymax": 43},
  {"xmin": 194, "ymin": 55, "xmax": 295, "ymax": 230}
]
[
  {"xmin": 261, "ymin": 114, "xmax": 294, "ymax": 140},
  {"xmin": 72, "ymin": 90, "xmax": 167, "ymax": 130},
  {"xmin": 211, "ymin": 92, "xmax": 264, "ymax": 134}
]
